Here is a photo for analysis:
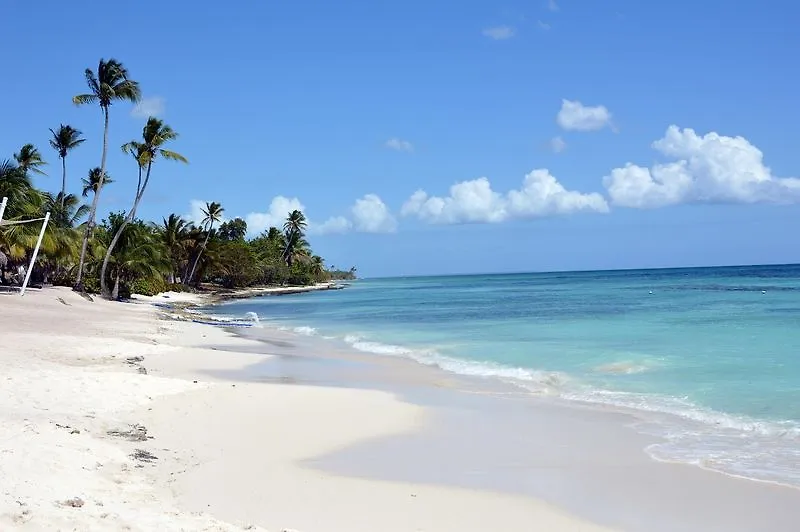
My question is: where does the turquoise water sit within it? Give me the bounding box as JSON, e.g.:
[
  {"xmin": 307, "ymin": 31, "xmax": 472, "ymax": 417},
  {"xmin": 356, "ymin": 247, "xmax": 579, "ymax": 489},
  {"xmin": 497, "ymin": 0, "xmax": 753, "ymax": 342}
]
[{"xmin": 213, "ymin": 265, "xmax": 800, "ymax": 485}]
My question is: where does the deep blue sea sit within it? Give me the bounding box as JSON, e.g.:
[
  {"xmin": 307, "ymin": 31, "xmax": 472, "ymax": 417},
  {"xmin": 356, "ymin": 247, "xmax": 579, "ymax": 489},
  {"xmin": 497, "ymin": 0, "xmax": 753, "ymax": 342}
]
[{"xmin": 212, "ymin": 265, "xmax": 800, "ymax": 486}]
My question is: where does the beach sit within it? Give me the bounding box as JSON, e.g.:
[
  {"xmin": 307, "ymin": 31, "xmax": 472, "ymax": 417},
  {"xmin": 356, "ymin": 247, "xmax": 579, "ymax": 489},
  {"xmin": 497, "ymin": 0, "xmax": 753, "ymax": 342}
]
[{"xmin": 0, "ymin": 286, "xmax": 615, "ymax": 531}]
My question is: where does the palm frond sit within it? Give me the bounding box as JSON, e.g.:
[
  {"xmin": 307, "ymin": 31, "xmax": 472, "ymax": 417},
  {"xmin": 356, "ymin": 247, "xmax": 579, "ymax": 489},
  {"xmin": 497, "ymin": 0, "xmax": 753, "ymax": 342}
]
[
  {"xmin": 73, "ymin": 93, "xmax": 97, "ymax": 105},
  {"xmin": 158, "ymin": 149, "xmax": 188, "ymax": 163}
]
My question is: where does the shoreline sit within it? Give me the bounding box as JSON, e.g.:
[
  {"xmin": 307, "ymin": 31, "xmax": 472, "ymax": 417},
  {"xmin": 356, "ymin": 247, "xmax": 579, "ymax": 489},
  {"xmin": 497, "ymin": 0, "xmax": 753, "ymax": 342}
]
[
  {"xmin": 204, "ymin": 281, "xmax": 347, "ymax": 303},
  {"xmin": 0, "ymin": 286, "xmax": 613, "ymax": 531},
  {"xmin": 205, "ymin": 291, "xmax": 800, "ymax": 492},
  {"xmin": 212, "ymin": 313, "xmax": 800, "ymax": 531}
]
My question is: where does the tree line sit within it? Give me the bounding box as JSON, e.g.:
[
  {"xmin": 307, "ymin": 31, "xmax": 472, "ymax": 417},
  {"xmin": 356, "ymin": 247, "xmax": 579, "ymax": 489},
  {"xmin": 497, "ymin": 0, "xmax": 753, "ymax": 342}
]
[{"xmin": 0, "ymin": 58, "xmax": 356, "ymax": 298}]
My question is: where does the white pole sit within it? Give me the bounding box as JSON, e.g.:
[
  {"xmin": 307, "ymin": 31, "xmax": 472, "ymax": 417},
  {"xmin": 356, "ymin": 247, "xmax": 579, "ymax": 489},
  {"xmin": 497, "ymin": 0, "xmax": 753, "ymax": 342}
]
[
  {"xmin": 0, "ymin": 197, "xmax": 7, "ymax": 225},
  {"xmin": 20, "ymin": 212, "xmax": 50, "ymax": 297}
]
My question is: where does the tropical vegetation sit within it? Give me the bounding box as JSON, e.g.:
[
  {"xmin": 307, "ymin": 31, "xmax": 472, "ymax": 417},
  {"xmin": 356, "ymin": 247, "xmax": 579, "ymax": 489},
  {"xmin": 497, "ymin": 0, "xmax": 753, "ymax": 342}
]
[{"xmin": 0, "ymin": 57, "xmax": 355, "ymax": 298}]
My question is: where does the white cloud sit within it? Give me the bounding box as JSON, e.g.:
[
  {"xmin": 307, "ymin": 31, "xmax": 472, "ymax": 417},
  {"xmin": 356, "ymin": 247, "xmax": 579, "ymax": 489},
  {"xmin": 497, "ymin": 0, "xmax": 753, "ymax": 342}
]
[
  {"xmin": 604, "ymin": 126, "xmax": 800, "ymax": 208},
  {"xmin": 537, "ymin": 20, "xmax": 551, "ymax": 30},
  {"xmin": 402, "ymin": 170, "xmax": 608, "ymax": 225},
  {"xmin": 186, "ymin": 199, "xmax": 208, "ymax": 225},
  {"xmin": 385, "ymin": 138, "xmax": 414, "ymax": 152},
  {"xmin": 482, "ymin": 26, "xmax": 516, "ymax": 40},
  {"xmin": 245, "ymin": 196, "xmax": 305, "ymax": 234},
  {"xmin": 549, "ymin": 136, "xmax": 567, "ymax": 153},
  {"xmin": 557, "ymin": 99, "xmax": 612, "ymax": 131},
  {"xmin": 131, "ymin": 96, "xmax": 165, "ymax": 118},
  {"xmin": 310, "ymin": 216, "xmax": 352, "ymax": 235},
  {"xmin": 240, "ymin": 194, "xmax": 397, "ymax": 236},
  {"xmin": 547, "ymin": 0, "xmax": 559, "ymax": 12},
  {"xmin": 351, "ymin": 194, "xmax": 397, "ymax": 233}
]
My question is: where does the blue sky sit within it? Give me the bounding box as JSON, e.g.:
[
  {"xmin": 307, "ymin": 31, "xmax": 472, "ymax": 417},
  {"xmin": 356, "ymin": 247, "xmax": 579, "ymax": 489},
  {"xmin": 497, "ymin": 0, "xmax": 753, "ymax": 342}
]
[{"xmin": 1, "ymin": 0, "xmax": 799, "ymax": 277}]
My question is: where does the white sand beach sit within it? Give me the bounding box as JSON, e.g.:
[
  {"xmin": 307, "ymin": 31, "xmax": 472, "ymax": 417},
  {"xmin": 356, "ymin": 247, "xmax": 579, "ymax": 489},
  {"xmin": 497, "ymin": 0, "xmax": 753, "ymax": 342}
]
[{"xmin": 0, "ymin": 287, "xmax": 613, "ymax": 531}]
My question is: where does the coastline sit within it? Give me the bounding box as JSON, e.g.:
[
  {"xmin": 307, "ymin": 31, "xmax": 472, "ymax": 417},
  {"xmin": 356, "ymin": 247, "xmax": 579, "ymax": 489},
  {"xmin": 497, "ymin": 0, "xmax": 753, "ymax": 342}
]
[
  {"xmin": 0, "ymin": 286, "xmax": 613, "ymax": 531},
  {"xmin": 206, "ymin": 294, "xmax": 800, "ymax": 531},
  {"xmin": 204, "ymin": 282, "xmax": 347, "ymax": 303}
]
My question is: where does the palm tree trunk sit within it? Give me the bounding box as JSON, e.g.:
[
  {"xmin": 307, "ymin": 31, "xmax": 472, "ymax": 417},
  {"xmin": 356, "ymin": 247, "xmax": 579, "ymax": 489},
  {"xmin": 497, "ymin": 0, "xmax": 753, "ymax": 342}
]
[
  {"xmin": 186, "ymin": 226, "xmax": 212, "ymax": 286},
  {"xmin": 112, "ymin": 268, "xmax": 121, "ymax": 300},
  {"xmin": 74, "ymin": 106, "xmax": 110, "ymax": 291},
  {"xmin": 100, "ymin": 162, "xmax": 150, "ymax": 298},
  {"xmin": 60, "ymin": 156, "xmax": 67, "ymax": 208}
]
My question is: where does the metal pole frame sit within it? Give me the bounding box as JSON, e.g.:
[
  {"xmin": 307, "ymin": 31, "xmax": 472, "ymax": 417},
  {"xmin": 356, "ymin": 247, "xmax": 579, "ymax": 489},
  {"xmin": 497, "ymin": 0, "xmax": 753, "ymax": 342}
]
[{"xmin": 20, "ymin": 212, "xmax": 50, "ymax": 296}]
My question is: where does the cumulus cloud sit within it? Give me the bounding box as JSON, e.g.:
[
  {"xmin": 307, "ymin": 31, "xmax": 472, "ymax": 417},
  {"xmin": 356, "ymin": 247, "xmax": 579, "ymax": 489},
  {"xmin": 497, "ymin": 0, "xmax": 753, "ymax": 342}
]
[
  {"xmin": 131, "ymin": 96, "xmax": 165, "ymax": 118},
  {"xmin": 557, "ymin": 99, "xmax": 612, "ymax": 131},
  {"xmin": 240, "ymin": 194, "xmax": 396, "ymax": 236},
  {"xmin": 401, "ymin": 170, "xmax": 608, "ymax": 224},
  {"xmin": 604, "ymin": 126, "xmax": 800, "ymax": 208},
  {"xmin": 245, "ymin": 196, "xmax": 305, "ymax": 234},
  {"xmin": 385, "ymin": 138, "xmax": 414, "ymax": 152},
  {"xmin": 351, "ymin": 194, "xmax": 397, "ymax": 233},
  {"xmin": 482, "ymin": 26, "xmax": 516, "ymax": 40},
  {"xmin": 549, "ymin": 136, "xmax": 567, "ymax": 153},
  {"xmin": 310, "ymin": 216, "xmax": 352, "ymax": 235}
]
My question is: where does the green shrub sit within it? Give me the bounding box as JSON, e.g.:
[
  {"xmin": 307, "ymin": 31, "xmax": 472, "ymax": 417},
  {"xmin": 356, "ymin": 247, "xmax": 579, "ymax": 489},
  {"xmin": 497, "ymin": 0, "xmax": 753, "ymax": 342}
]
[
  {"xmin": 165, "ymin": 282, "xmax": 193, "ymax": 293},
  {"xmin": 82, "ymin": 276, "xmax": 100, "ymax": 294},
  {"xmin": 130, "ymin": 277, "xmax": 167, "ymax": 297},
  {"xmin": 287, "ymin": 266, "xmax": 314, "ymax": 286}
]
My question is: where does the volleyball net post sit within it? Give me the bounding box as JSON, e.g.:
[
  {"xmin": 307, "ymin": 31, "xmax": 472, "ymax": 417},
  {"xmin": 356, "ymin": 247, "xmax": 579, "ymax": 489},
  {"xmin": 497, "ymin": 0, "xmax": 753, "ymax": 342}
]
[
  {"xmin": 20, "ymin": 212, "xmax": 51, "ymax": 297},
  {"xmin": 0, "ymin": 197, "xmax": 51, "ymax": 296}
]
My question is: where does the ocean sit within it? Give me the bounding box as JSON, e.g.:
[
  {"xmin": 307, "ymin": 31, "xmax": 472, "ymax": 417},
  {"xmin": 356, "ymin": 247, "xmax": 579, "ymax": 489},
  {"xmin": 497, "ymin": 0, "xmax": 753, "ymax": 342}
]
[{"xmin": 211, "ymin": 264, "xmax": 800, "ymax": 487}]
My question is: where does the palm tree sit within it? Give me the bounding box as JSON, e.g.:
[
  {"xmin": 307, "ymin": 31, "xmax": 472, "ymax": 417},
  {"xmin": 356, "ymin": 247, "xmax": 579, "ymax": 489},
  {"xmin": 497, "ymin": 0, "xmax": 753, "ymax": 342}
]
[
  {"xmin": 99, "ymin": 118, "xmax": 187, "ymax": 297},
  {"xmin": 283, "ymin": 209, "xmax": 307, "ymax": 235},
  {"xmin": 282, "ymin": 210, "xmax": 309, "ymax": 268},
  {"xmin": 72, "ymin": 58, "xmax": 141, "ymax": 291},
  {"xmin": 282, "ymin": 227, "xmax": 310, "ymax": 268},
  {"xmin": 43, "ymin": 192, "xmax": 90, "ymax": 229},
  {"xmin": 102, "ymin": 214, "xmax": 170, "ymax": 299},
  {"xmin": 0, "ymin": 161, "xmax": 43, "ymax": 265},
  {"xmin": 81, "ymin": 167, "xmax": 114, "ymax": 197},
  {"xmin": 14, "ymin": 144, "xmax": 47, "ymax": 176},
  {"xmin": 310, "ymin": 255, "xmax": 325, "ymax": 277},
  {"xmin": 186, "ymin": 201, "xmax": 224, "ymax": 285},
  {"xmin": 38, "ymin": 192, "xmax": 89, "ymax": 283},
  {"xmin": 0, "ymin": 160, "xmax": 40, "ymax": 215},
  {"xmin": 157, "ymin": 214, "xmax": 190, "ymax": 283},
  {"xmin": 48, "ymin": 125, "xmax": 85, "ymax": 206}
]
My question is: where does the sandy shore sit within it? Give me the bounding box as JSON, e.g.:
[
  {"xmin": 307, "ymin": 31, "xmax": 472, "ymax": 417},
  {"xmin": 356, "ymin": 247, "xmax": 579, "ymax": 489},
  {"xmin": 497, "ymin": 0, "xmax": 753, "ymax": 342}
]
[{"xmin": 0, "ymin": 287, "xmax": 612, "ymax": 531}]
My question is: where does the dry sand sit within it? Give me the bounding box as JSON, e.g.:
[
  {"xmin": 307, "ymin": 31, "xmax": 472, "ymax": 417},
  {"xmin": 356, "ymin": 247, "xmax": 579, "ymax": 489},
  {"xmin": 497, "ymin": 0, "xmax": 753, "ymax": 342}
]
[{"xmin": 0, "ymin": 287, "xmax": 613, "ymax": 531}]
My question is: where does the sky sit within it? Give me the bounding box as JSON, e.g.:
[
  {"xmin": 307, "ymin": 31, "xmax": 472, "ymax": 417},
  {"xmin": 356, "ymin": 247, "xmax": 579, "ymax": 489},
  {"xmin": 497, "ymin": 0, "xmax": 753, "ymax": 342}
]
[{"xmin": 1, "ymin": 0, "xmax": 799, "ymax": 277}]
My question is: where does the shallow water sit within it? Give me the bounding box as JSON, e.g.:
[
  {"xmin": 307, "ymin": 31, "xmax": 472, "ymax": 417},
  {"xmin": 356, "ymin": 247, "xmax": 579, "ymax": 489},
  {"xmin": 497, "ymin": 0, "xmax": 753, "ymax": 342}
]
[{"xmin": 210, "ymin": 264, "xmax": 800, "ymax": 486}]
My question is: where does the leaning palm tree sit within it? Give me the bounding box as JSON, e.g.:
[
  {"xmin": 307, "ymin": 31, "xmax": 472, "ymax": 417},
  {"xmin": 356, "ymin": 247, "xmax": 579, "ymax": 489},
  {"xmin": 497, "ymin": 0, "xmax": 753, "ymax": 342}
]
[
  {"xmin": 72, "ymin": 58, "xmax": 141, "ymax": 291},
  {"xmin": 102, "ymin": 215, "xmax": 170, "ymax": 299},
  {"xmin": 81, "ymin": 167, "xmax": 114, "ymax": 197},
  {"xmin": 282, "ymin": 227, "xmax": 310, "ymax": 268},
  {"xmin": 49, "ymin": 125, "xmax": 85, "ymax": 207},
  {"xmin": 186, "ymin": 201, "xmax": 224, "ymax": 285},
  {"xmin": 99, "ymin": 117, "xmax": 187, "ymax": 297},
  {"xmin": 14, "ymin": 144, "xmax": 47, "ymax": 176},
  {"xmin": 283, "ymin": 209, "xmax": 307, "ymax": 235}
]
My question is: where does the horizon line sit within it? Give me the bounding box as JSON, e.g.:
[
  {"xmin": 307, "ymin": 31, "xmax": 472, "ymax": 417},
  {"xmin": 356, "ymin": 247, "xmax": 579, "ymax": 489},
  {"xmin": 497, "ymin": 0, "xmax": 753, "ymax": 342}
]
[{"xmin": 362, "ymin": 261, "xmax": 800, "ymax": 280}]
